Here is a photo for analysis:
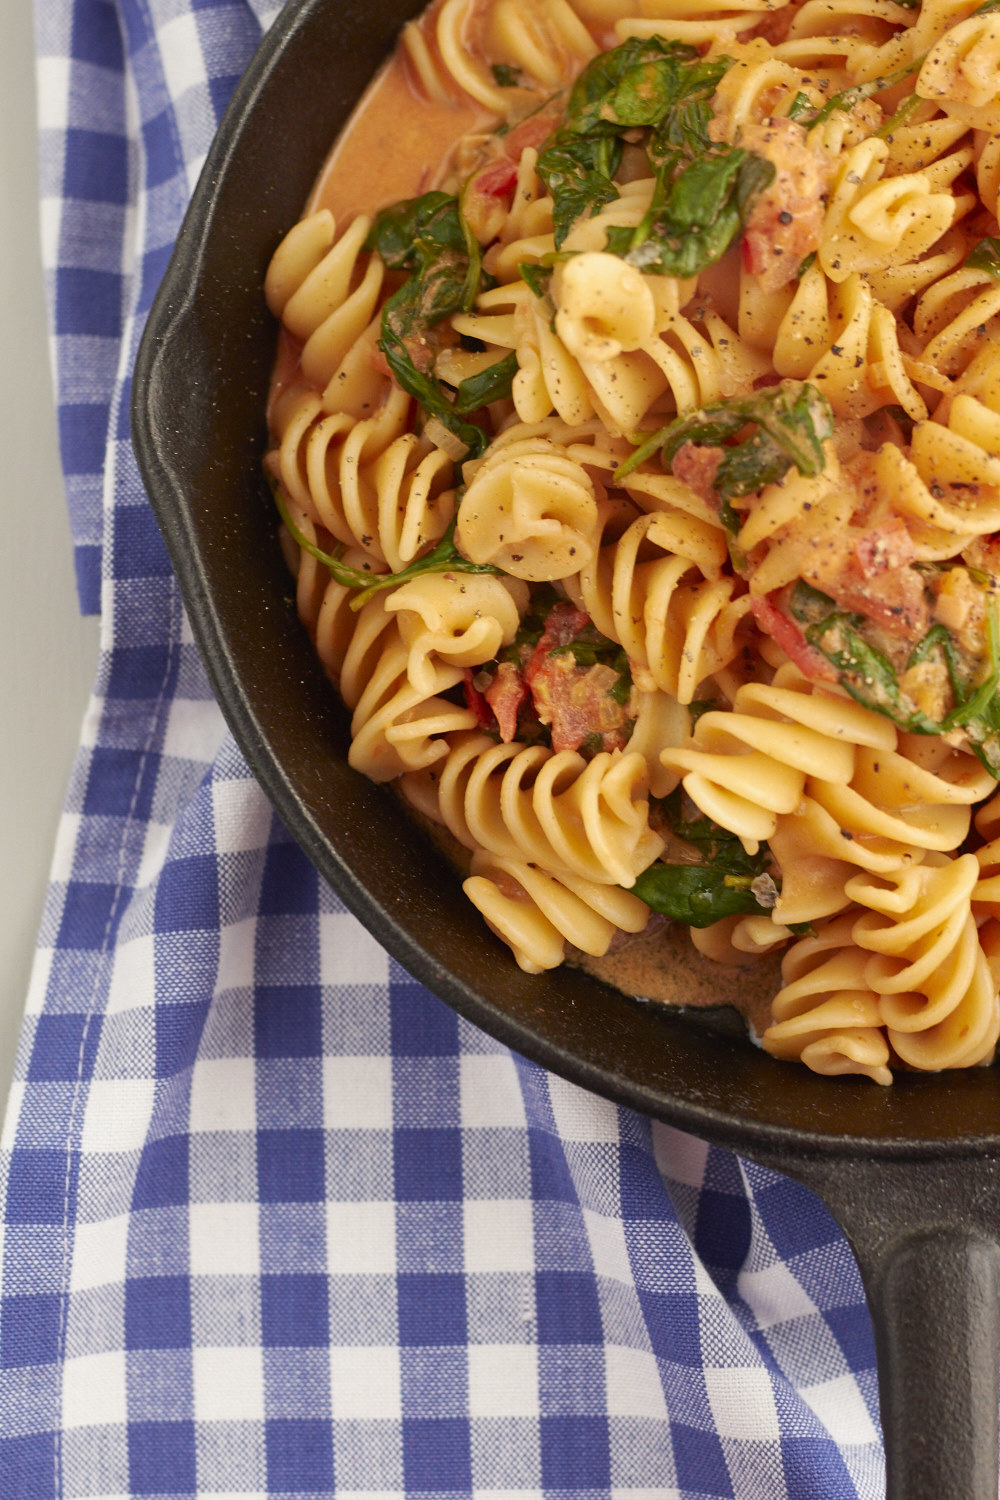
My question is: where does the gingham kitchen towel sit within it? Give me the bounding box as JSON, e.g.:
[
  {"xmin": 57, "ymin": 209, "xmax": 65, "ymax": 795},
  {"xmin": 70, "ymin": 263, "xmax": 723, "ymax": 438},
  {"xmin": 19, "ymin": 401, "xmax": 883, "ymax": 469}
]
[{"xmin": 0, "ymin": 0, "xmax": 884, "ymax": 1495}]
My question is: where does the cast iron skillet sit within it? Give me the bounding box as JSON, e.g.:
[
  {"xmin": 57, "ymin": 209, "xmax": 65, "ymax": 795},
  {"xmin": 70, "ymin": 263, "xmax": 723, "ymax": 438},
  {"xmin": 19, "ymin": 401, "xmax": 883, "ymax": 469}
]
[{"xmin": 131, "ymin": 2, "xmax": 1000, "ymax": 1493}]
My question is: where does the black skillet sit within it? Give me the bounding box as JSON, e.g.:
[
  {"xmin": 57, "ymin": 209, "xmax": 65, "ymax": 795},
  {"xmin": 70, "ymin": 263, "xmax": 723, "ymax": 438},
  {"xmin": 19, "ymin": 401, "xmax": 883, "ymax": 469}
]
[{"xmin": 130, "ymin": 2, "xmax": 1000, "ymax": 1493}]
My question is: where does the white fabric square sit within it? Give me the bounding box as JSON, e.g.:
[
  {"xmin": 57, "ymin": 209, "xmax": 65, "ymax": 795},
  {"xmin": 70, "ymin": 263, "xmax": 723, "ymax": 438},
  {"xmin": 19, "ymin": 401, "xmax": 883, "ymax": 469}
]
[
  {"xmin": 211, "ymin": 778, "xmax": 272, "ymax": 855},
  {"xmin": 189, "ymin": 1201, "xmax": 261, "ymax": 1277},
  {"xmin": 189, "ymin": 1056, "xmax": 257, "ymax": 1133},
  {"xmin": 651, "ymin": 1122, "xmax": 710, "ymax": 1188},
  {"xmin": 49, "ymin": 811, "xmax": 82, "ymax": 885},
  {"xmin": 70, "ymin": 1212, "xmax": 130, "ymax": 1293},
  {"xmin": 548, "ymin": 1074, "xmax": 619, "ymax": 1143},
  {"xmin": 330, "ymin": 1345, "xmax": 401, "ymax": 1419},
  {"xmin": 135, "ymin": 821, "xmax": 175, "ymax": 889},
  {"xmin": 463, "ymin": 1199, "xmax": 534, "ymax": 1273},
  {"xmin": 801, "ymin": 1373, "xmax": 878, "ymax": 1445},
  {"xmin": 80, "ymin": 1078, "xmax": 155, "ymax": 1153},
  {"xmin": 739, "ymin": 1261, "xmax": 820, "ymax": 1331},
  {"xmin": 192, "ymin": 1344, "xmax": 265, "ymax": 1422},
  {"xmin": 105, "ymin": 934, "xmax": 156, "ymax": 1016},
  {"xmin": 467, "ymin": 1342, "xmax": 538, "ymax": 1418},
  {"xmin": 319, "ymin": 911, "xmax": 389, "ymax": 986},
  {"xmin": 35, "ymin": 56, "xmax": 71, "ymax": 129},
  {"xmin": 0, "ymin": 1083, "xmax": 25, "ymax": 1150},
  {"xmin": 605, "ymin": 1344, "xmax": 668, "ymax": 1420},
  {"xmin": 216, "ymin": 916, "xmax": 257, "ymax": 992},
  {"xmin": 584, "ymin": 1207, "xmax": 631, "ymax": 1283},
  {"xmin": 62, "ymin": 1349, "xmax": 127, "ymax": 1429},
  {"xmin": 327, "ymin": 1200, "xmax": 397, "ymax": 1275},
  {"xmin": 323, "ymin": 1056, "xmax": 392, "ymax": 1129},
  {"xmin": 156, "ymin": 13, "xmax": 207, "ymax": 100},
  {"xmin": 705, "ymin": 1364, "xmax": 781, "ymax": 1441},
  {"xmin": 23, "ymin": 948, "xmax": 53, "ymax": 1018},
  {"xmin": 459, "ymin": 1054, "xmax": 526, "ymax": 1128}
]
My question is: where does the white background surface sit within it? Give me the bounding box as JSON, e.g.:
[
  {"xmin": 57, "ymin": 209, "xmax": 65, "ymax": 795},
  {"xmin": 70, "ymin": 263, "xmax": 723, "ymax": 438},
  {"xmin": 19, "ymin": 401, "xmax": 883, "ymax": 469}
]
[{"xmin": 0, "ymin": 9, "xmax": 101, "ymax": 1112}]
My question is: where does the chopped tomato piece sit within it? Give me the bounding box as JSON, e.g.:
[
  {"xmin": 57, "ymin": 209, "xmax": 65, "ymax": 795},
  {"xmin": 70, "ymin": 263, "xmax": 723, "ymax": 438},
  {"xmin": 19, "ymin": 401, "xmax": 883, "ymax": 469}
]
[
  {"xmin": 473, "ymin": 157, "xmax": 519, "ymax": 198},
  {"xmin": 749, "ymin": 594, "xmax": 838, "ymax": 681},
  {"xmin": 524, "ymin": 601, "xmax": 631, "ymax": 754},
  {"xmin": 852, "ymin": 519, "xmax": 916, "ymax": 579},
  {"xmin": 484, "ymin": 660, "xmax": 527, "ymax": 743},
  {"xmin": 671, "ymin": 440, "xmax": 725, "ymax": 503},
  {"xmin": 463, "ymin": 671, "xmax": 497, "ymax": 732}
]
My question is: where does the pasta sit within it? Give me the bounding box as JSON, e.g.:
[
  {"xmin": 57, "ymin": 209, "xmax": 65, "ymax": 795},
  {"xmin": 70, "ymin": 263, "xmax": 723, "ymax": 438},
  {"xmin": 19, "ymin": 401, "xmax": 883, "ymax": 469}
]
[{"xmin": 264, "ymin": 0, "xmax": 1000, "ymax": 1084}]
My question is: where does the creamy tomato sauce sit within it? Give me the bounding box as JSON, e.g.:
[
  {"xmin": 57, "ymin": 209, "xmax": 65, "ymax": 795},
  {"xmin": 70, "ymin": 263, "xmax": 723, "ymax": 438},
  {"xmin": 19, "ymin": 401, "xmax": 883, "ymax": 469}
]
[
  {"xmin": 291, "ymin": 6, "xmax": 785, "ymax": 1036},
  {"xmin": 308, "ymin": 46, "xmax": 491, "ymax": 223}
]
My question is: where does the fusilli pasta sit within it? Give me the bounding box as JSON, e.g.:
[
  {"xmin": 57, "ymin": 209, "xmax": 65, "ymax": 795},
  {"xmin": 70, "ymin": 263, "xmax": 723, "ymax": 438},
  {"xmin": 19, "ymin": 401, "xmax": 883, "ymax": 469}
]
[{"xmin": 263, "ymin": 0, "xmax": 1000, "ymax": 1084}]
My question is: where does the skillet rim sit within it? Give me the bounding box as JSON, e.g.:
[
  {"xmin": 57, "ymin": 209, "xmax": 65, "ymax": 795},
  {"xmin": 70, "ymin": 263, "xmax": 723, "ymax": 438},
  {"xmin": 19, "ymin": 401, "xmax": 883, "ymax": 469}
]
[{"xmin": 130, "ymin": 0, "xmax": 1000, "ymax": 1161}]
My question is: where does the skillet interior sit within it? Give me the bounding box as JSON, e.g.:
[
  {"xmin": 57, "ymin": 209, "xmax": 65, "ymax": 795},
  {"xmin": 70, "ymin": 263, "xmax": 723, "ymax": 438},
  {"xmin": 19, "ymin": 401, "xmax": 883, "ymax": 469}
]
[{"xmin": 131, "ymin": 0, "xmax": 1000, "ymax": 1161}]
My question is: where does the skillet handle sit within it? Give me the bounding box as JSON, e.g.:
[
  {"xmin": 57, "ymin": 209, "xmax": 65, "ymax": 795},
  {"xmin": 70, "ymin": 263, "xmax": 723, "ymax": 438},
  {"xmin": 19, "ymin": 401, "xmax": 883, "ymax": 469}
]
[
  {"xmin": 745, "ymin": 1150, "xmax": 1000, "ymax": 1500},
  {"xmin": 864, "ymin": 1225, "xmax": 1000, "ymax": 1500}
]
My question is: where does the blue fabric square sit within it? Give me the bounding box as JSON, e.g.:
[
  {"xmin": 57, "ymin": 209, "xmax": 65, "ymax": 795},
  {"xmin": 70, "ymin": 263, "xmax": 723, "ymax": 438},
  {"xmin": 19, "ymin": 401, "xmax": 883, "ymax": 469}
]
[
  {"xmin": 208, "ymin": 71, "xmax": 243, "ymax": 124},
  {"xmin": 394, "ymin": 1128, "xmax": 463, "ymax": 1202},
  {"xmin": 27, "ymin": 1013, "xmax": 101, "ymax": 1083},
  {"xmin": 64, "ymin": 126, "xmax": 128, "ymax": 204},
  {"xmin": 638, "ymin": 1289, "xmax": 703, "ymax": 1366},
  {"xmin": 0, "ymin": 1293, "xmax": 63, "ymax": 1369},
  {"xmin": 827, "ymin": 1302, "xmax": 876, "ymax": 1372},
  {"xmin": 125, "ymin": 1276, "xmax": 192, "ymax": 1351},
  {"xmin": 528, "ymin": 1129, "xmax": 577, "ymax": 1204},
  {"xmin": 132, "ymin": 1136, "xmax": 189, "ymax": 1210},
  {"xmin": 112, "ymin": 505, "xmax": 172, "ymax": 578},
  {"xmin": 758, "ymin": 1179, "xmax": 842, "ymax": 1259},
  {"xmin": 257, "ymin": 1129, "xmax": 326, "ymax": 1203},
  {"xmin": 56, "ymin": 268, "xmax": 122, "ymax": 338},
  {"xmin": 695, "ymin": 1186, "xmax": 752, "ymax": 1280},
  {"xmin": 402, "ymin": 1417, "xmax": 472, "ymax": 1492},
  {"xmin": 783, "ymin": 1436, "xmax": 859, "ymax": 1498},
  {"xmin": 0, "ymin": 1432, "xmax": 58, "ymax": 1500},
  {"xmin": 255, "ymin": 985, "xmax": 323, "ymax": 1058},
  {"xmin": 57, "ymin": 881, "xmax": 118, "ymax": 951},
  {"xmin": 389, "ymin": 977, "xmax": 458, "ymax": 1057},
  {"xmin": 58, "ymin": 402, "xmax": 107, "ymax": 476},
  {"xmin": 672, "ymin": 1421, "xmax": 734, "ymax": 1497},
  {"xmin": 129, "ymin": 1420, "xmax": 197, "ymax": 1495},
  {"xmin": 74, "ymin": 544, "xmax": 101, "ymax": 615},
  {"xmin": 259, "ymin": 840, "xmax": 319, "ymax": 915},
  {"xmin": 141, "ymin": 110, "xmax": 178, "ymax": 189},
  {"xmin": 155, "ymin": 855, "xmax": 219, "ymax": 933},
  {"xmin": 70, "ymin": 0, "xmax": 125, "ymax": 70},
  {"xmin": 618, "ymin": 1139, "xmax": 674, "ymax": 1217},
  {"xmin": 5, "ymin": 1150, "xmax": 69, "ymax": 1226},
  {"xmin": 397, "ymin": 1274, "xmax": 467, "ymax": 1347},
  {"xmin": 83, "ymin": 745, "xmax": 155, "ymax": 818},
  {"xmin": 106, "ymin": 644, "xmax": 174, "ymax": 699},
  {"xmin": 539, "ymin": 1414, "xmax": 611, "ymax": 1490},
  {"xmin": 138, "ymin": 243, "xmax": 175, "ymax": 316},
  {"xmin": 265, "ymin": 1418, "xmax": 335, "ymax": 1492},
  {"xmin": 535, "ymin": 1271, "xmax": 604, "ymax": 1346},
  {"xmin": 154, "ymin": 1000, "xmax": 211, "ymax": 1076},
  {"xmin": 261, "ymin": 1273, "xmax": 329, "ymax": 1348}
]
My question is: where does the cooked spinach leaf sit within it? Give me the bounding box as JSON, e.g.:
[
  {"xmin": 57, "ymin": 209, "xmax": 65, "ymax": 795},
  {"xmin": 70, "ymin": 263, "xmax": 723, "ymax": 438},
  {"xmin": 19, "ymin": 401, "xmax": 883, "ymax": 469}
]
[
  {"xmin": 454, "ymin": 352, "xmax": 519, "ymax": 413},
  {"xmin": 966, "ymin": 237, "xmax": 1000, "ymax": 279},
  {"xmin": 366, "ymin": 192, "xmax": 490, "ymax": 457},
  {"xmin": 535, "ymin": 35, "xmax": 770, "ymax": 273},
  {"xmin": 272, "ymin": 484, "xmax": 501, "ymax": 607},
  {"xmin": 631, "ymin": 788, "xmax": 774, "ymax": 926},
  {"xmin": 615, "ymin": 381, "xmax": 834, "ymax": 531},
  {"xmin": 789, "ymin": 580, "xmax": 1000, "ymax": 768}
]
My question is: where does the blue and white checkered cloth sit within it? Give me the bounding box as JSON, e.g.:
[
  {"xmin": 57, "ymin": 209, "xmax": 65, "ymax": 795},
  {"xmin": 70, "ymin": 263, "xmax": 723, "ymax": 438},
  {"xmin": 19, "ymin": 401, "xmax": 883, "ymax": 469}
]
[{"xmin": 1, "ymin": 0, "xmax": 885, "ymax": 1494}]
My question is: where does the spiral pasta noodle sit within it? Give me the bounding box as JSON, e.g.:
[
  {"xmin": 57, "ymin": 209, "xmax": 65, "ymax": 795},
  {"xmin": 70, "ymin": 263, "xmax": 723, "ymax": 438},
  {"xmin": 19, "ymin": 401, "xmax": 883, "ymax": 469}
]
[{"xmin": 263, "ymin": 0, "xmax": 1000, "ymax": 1085}]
